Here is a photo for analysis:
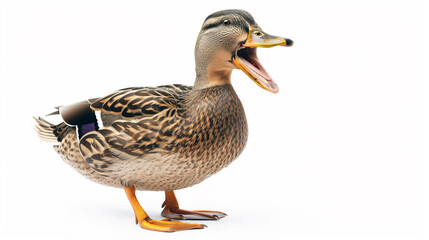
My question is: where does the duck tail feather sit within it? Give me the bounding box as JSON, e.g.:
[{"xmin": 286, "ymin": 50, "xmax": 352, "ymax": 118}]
[{"xmin": 33, "ymin": 116, "xmax": 73, "ymax": 142}]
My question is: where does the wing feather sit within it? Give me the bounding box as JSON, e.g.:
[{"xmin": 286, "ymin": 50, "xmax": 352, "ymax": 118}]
[
  {"xmin": 79, "ymin": 119, "xmax": 163, "ymax": 176},
  {"xmin": 80, "ymin": 84, "xmax": 191, "ymax": 175},
  {"xmin": 90, "ymin": 84, "xmax": 191, "ymax": 119}
]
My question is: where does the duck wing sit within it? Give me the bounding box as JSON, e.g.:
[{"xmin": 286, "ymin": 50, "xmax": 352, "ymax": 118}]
[{"xmin": 78, "ymin": 84, "xmax": 191, "ymax": 177}]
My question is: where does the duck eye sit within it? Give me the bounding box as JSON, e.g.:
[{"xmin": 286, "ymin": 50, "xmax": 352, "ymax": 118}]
[
  {"xmin": 254, "ymin": 31, "xmax": 263, "ymax": 36},
  {"xmin": 223, "ymin": 19, "xmax": 230, "ymax": 25}
]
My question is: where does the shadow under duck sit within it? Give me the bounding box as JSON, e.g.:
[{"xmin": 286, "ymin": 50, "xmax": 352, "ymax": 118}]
[{"xmin": 35, "ymin": 9, "xmax": 293, "ymax": 232}]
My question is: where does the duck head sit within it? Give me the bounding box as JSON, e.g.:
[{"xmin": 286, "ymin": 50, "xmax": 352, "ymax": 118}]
[{"xmin": 194, "ymin": 9, "xmax": 293, "ymax": 93}]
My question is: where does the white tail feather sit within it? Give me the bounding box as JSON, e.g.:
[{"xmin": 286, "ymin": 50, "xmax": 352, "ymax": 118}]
[{"xmin": 33, "ymin": 117, "xmax": 58, "ymax": 142}]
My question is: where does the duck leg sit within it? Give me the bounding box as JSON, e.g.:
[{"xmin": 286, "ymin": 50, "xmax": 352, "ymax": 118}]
[
  {"xmin": 161, "ymin": 191, "xmax": 227, "ymax": 220},
  {"xmin": 125, "ymin": 186, "xmax": 206, "ymax": 232}
]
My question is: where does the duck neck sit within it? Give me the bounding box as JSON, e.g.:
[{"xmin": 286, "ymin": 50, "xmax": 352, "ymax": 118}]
[
  {"xmin": 193, "ymin": 68, "xmax": 232, "ymax": 91},
  {"xmin": 186, "ymin": 59, "xmax": 236, "ymax": 111},
  {"xmin": 193, "ymin": 38, "xmax": 234, "ymax": 90}
]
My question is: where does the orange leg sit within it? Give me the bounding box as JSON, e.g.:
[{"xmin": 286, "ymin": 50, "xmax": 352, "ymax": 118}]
[
  {"xmin": 124, "ymin": 186, "xmax": 206, "ymax": 232},
  {"xmin": 161, "ymin": 191, "xmax": 227, "ymax": 220}
]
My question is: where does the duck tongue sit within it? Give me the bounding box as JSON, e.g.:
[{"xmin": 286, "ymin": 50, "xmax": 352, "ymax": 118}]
[{"xmin": 237, "ymin": 54, "xmax": 279, "ymax": 93}]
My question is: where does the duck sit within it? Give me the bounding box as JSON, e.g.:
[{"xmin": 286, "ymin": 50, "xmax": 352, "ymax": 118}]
[{"xmin": 34, "ymin": 9, "xmax": 293, "ymax": 232}]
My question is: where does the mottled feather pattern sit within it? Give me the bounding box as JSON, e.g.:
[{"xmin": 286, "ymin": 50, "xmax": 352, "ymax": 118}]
[
  {"xmin": 79, "ymin": 84, "xmax": 248, "ymax": 190},
  {"xmin": 35, "ymin": 83, "xmax": 248, "ymax": 190},
  {"xmin": 53, "ymin": 122, "xmax": 73, "ymax": 141},
  {"xmin": 90, "ymin": 84, "xmax": 191, "ymax": 119},
  {"xmin": 54, "ymin": 130, "xmax": 117, "ymax": 186}
]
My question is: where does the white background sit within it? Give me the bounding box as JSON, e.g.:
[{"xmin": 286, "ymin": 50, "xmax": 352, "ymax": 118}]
[{"xmin": 0, "ymin": 0, "xmax": 427, "ymax": 239}]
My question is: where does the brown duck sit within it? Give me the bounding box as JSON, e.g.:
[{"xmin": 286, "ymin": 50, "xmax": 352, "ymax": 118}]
[{"xmin": 35, "ymin": 9, "xmax": 293, "ymax": 232}]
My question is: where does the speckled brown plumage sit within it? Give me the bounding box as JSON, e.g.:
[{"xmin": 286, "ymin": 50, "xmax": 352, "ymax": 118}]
[
  {"xmin": 52, "ymin": 130, "xmax": 117, "ymax": 187},
  {"xmin": 35, "ymin": 83, "xmax": 247, "ymax": 191},
  {"xmin": 83, "ymin": 84, "xmax": 247, "ymax": 190}
]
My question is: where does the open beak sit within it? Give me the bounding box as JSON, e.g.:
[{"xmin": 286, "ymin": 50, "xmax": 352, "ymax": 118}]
[{"xmin": 232, "ymin": 25, "xmax": 293, "ymax": 93}]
